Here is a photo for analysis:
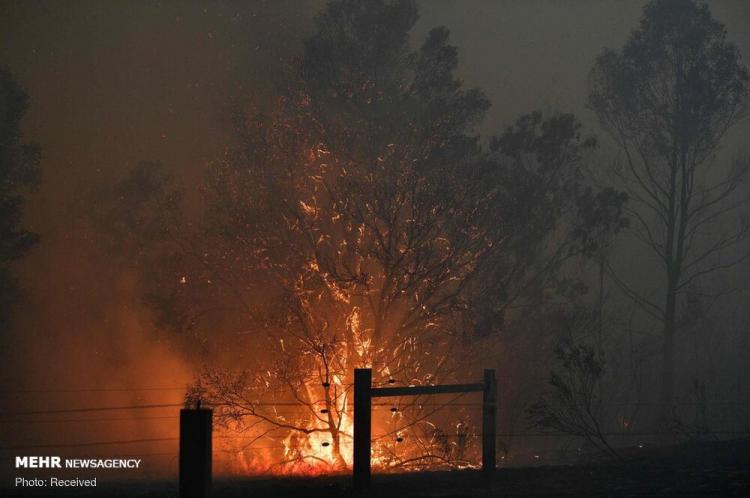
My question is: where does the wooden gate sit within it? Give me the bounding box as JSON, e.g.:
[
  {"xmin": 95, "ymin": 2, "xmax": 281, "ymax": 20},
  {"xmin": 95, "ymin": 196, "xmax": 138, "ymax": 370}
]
[{"xmin": 352, "ymin": 368, "xmax": 497, "ymax": 490}]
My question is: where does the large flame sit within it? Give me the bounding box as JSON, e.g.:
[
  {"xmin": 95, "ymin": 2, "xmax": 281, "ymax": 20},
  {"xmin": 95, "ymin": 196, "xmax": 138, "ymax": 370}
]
[{"xmin": 209, "ymin": 365, "xmax": 481, "ymax": 477}]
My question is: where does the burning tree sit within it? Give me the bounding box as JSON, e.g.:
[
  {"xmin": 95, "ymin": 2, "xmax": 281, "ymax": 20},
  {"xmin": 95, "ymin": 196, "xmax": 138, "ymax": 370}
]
[
  {"xmin": 190, "ymin": 5, "xmax": 498, "ymax": 468},
  {"xmin": 105, "ymin": 0, "xmax": 625, "ymax": 473}
]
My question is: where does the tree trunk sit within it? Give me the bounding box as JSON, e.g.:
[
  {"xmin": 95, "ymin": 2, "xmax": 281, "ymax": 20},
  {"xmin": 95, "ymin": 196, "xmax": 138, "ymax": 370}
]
[
  {"xmin": 659, "ymin": 275, "xmax": 677, "ymax": 430},
  {"xmin": 330, "ymin": 428, "xmax": 347, "ymax": 469},
  {"xmin": 322, "ymin": 376, "xmax": 347, "ymax": 469},
  {"xmin": 597, "ymin": 252, "xmax": 605, "ymax": 355}
]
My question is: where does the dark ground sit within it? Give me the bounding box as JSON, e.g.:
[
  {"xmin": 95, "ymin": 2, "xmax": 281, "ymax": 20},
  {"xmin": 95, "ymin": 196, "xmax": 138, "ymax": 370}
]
[{"xmin": 4, "ymin": 438, "xmax": 750, "ymax": 497}]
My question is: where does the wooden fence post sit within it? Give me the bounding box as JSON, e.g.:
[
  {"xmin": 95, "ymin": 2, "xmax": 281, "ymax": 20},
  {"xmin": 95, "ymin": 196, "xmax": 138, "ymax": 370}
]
[
  {"xmin": 353, "ymin": 368, "xmax": 372, "ymax": 491},
  {"xmin": 482, "ymin": 369, "xmax": 497, "ymax": 473},
  {"xmin": 179, "ymin": 402, "xmax": 212, "ymax": 498}
]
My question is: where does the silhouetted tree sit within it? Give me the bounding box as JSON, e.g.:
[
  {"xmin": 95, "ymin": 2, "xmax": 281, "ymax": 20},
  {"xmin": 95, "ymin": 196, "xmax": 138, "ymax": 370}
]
[
  {"xmin": 0, "ymin": 69, "xmax": 40, "ymax": 333},
  {"xmin": 589, "ymin": 0, "xmax": 750, "ymax": 424},
  {"xmin": 528, "ymin": 334, "xmax": 618, "ymax": 459}
]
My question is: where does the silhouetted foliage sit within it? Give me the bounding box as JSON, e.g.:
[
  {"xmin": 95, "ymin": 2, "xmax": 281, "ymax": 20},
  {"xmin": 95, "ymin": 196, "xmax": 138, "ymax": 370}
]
[
  {"xmin": 92, "ymin": 160, "xmax": 191, "ymax": 335},
  {"xmin": 528, "ymin": 336, "xmax": 618, "ymax": 459},
  {"xmin": 0, "ymin": 68, "xmax": 40, "ymax": 333}
]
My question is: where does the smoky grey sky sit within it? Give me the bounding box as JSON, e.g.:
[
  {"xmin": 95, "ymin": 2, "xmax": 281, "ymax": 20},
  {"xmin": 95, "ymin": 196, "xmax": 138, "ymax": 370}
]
[
  {"xmin": 2, "ymin": 0, "xmax": 749, "ymax": 228},
  {"xmin": 1, "ymin": 0, "xmax": 749, "ymax": 385},
  {"xmin": 414, "ymin": 0, "xmax": 750, "ymax": 134}
]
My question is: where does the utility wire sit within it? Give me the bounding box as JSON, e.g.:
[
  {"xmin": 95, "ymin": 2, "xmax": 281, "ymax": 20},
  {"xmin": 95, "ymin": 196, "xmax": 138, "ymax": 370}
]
[
  {"xmin": 0, "ymin": 387, "xmax": 186, "ymax": 394},
  {"xmin": 0, "ymin": 401, "xmax": 485, "ymax": 419},
  {"xmin": 0, "ymin": 452, "xmax": 178, "ymax": 458},
  {"xmin": 0, "ymin": 403, "xmax": 183, "ymax": 417},
  {"xmin": 2, "ymin": 438, "xmax": 179, "ymax": 450},
  {"xmin": 371, "ymin": 430, "xmax": 750, "ymax": 438},
  {"xmin": 2, "ymin": 415, "xmax": 179, "ymax": 423},
  {"xmin": 218, "ymin": 446, "xmax": 287, "ymax": 452}
]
